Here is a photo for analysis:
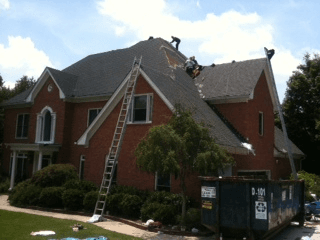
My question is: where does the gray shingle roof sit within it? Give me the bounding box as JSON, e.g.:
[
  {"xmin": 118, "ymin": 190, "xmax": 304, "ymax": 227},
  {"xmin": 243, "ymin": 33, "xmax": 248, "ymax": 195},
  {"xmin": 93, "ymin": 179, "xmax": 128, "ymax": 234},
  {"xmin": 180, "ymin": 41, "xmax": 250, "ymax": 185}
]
[
  {"xmin": 1, "ymin": 38, "xmax": 249, "ymax": 149},
  {"xmin": 195, "ymin": 58, "xmax": 267, "ymax": 100},
  {"xmin": 274, "ymin": 126, "xmax": 304, "ymax": 157}
]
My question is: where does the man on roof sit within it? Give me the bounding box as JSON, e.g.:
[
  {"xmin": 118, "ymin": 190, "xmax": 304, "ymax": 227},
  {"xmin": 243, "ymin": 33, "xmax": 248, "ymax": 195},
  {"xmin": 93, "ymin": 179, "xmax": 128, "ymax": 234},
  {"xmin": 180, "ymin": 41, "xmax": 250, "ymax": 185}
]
[{"xmin": 170, "ymin": 36, "xmax": 181, "ymax": 50}]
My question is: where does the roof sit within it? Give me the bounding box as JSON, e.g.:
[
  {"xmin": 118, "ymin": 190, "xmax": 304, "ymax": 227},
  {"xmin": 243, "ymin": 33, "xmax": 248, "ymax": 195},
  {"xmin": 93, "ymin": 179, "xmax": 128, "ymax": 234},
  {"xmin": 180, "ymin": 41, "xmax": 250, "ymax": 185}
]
[
  {"xmin": 195, "ymin": 58, "xmax": 268, "ymax": 102},
  {"xmin": 274, "ymin": 126, "xmax": 304, "ymax": 158},
  {"xmin": 1, "ymin": 38, "xmax": 257, "ymax": 151}
]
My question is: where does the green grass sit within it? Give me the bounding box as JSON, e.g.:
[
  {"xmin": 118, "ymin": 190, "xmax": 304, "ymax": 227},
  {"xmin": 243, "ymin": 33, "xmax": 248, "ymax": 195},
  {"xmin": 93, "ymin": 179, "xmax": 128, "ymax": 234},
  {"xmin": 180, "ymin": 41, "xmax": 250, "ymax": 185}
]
[{"xmin": 0, "ymin": 210, "xmax": 143, "ymax": 240}]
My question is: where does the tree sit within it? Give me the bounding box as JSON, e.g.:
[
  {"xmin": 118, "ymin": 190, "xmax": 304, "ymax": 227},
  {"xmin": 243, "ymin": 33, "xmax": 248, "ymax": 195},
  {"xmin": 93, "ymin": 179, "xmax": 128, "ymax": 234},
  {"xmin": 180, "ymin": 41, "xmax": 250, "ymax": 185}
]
[
  {"xmin": 281, "ymin": 53, "xmax": 320, "ymax": 173},
  {"xmin": 12, "ymin": 75, "xmax": 36, "ymax": 96},
  {"xmin": 135, "ymin": 105, "xmax": 234, "ymax": 224}
]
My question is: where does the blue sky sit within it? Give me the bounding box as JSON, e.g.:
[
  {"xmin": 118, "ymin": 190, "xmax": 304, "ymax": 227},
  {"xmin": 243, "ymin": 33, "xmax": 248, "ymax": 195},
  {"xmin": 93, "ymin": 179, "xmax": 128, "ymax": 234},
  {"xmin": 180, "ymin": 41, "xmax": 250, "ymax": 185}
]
[{"xmin": 0, "ymin": 0, "xmax": 319, "ymax": 102}]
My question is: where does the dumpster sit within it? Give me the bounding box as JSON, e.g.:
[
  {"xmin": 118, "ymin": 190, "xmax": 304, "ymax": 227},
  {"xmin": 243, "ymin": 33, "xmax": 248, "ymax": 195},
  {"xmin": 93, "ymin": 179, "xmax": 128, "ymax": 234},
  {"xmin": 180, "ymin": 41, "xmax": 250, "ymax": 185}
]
[{"xmin": 200, "ymin": 177, "xmax": 305, "ymax": 240}]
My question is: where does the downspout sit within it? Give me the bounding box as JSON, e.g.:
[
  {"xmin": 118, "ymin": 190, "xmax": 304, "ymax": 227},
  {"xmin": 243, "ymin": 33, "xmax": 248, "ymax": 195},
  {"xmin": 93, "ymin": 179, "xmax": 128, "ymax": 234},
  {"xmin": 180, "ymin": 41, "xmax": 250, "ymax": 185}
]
[{"xmin": 264, "ymin": 48, "xmax": 298, "ymax": 180}]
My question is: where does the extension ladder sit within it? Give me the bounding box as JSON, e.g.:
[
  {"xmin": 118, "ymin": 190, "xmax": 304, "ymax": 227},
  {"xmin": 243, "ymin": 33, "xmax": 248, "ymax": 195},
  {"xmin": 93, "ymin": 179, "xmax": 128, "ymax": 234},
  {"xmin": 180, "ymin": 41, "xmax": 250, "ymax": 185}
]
[{"xmin": 89, "ymin": 57, "xmax": 142, "ymax": 222}]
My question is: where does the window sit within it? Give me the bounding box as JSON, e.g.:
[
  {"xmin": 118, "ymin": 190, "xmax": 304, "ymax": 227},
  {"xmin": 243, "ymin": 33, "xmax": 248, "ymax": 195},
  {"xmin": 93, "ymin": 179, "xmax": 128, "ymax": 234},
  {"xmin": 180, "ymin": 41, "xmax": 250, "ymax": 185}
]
[
  {"xmin": 88, "ymin": 108, "xmax": 102, "ymax": 126},
  {"xmin": 36, "ymin": 106, "xmax": 56, "ymax": 143},
  {"xmin": 79, "ymin": 155, "xmax": 85, "ymax": 180},
  {"xmin": 259, "ymin": 112, "xmax": 264, "ymax": 136},
  {"xmin": 155, "ymin": 172, "xmax": 171, "ymax": 192},
  {"xmin": 41, "ymin": 155, "xmax": 52, "ymax": 168},
  {"xmin": 128, "ymin": 94, "xmax": 153, "ymax": 123},
  {"xmin": 16, "ymin": 114, "xmax": 30, "ymax": 138}
]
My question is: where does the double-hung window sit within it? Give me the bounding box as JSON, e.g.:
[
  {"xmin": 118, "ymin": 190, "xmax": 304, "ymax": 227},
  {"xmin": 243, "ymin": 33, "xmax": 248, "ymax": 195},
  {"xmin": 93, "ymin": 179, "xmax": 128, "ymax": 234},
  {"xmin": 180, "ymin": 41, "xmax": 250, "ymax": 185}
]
[
  {"xmin": 88, "ymin": 108, "xmax": 102, "ymax": 126},
  {"xmin": 16, "ymin": 114, "xmax": 30, "ymax": 139},
  {"xmin": 128, "ymin": 94, "xmax": 153, "ymax": 123}
]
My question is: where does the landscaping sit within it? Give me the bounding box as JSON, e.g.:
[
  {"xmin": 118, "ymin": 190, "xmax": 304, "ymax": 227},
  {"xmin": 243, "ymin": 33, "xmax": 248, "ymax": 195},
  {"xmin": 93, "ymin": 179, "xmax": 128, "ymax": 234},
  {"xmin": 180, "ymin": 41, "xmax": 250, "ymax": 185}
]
[
  {"xmin": 0, "ymin": 209, "xmax": 142, "ymax": 240},
  {"xmin": 3, "ymin": 164, "xmax": 205, "ymax": 233}
]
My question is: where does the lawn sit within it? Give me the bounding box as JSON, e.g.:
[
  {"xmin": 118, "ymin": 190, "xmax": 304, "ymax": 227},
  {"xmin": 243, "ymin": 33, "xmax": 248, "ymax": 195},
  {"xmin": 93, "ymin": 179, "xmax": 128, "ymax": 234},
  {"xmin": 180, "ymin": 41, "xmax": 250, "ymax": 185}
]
[{"xmin": 0, "ymin": 210, "xmax": 143, "ymax": 240}]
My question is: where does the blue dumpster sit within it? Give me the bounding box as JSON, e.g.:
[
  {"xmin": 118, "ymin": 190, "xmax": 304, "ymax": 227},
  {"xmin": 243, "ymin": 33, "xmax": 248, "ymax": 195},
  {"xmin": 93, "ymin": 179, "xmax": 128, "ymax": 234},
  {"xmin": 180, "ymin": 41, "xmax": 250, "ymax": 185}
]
[{"xmin": 200, "ymin": 177, "xmax": 305, "ymax": 240}]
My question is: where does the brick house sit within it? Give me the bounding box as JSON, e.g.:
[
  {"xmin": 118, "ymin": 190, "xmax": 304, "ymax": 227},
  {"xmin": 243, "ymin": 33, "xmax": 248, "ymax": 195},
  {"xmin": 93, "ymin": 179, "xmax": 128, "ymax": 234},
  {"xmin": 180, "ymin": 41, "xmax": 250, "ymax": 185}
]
[{"xmin": 0, "ymin": 38, "xmax": 304, "ymax": 202}]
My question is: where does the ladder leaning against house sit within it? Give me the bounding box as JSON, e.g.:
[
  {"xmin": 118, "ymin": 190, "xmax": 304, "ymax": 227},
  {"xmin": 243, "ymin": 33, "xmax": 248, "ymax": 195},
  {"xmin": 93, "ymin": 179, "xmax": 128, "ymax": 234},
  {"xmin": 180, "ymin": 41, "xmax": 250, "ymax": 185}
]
[{"xmin": 88, "ymin": 56, "xmax": 142, "ymax": 222}]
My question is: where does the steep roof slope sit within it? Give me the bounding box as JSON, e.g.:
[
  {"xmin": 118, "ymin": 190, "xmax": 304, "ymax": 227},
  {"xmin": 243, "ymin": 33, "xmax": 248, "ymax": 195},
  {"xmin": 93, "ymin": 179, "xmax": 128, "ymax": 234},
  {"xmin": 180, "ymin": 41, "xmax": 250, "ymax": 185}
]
[
  {"xmin": 196, "ymin": 58, "xmax": 267, "ymax": 100},
  {"xmin": 274, "ymin": 127, "xmax": 304, "ymax": 157},
  {"xmin": 63, "ymin": 38, "xmax": 186, "ymax": 98}
]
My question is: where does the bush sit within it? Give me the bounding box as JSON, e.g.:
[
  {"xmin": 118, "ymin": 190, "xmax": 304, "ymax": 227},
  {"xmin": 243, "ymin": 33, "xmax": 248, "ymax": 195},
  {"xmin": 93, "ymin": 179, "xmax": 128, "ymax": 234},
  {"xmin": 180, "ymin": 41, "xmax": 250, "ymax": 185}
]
[
  {"xmin": 64, "ymin": 179, "xmax": 97, "ymax": 193},
  {"xmin": 62, "ymin": 189, "xmax": 84, "ymax": 211},
  {"xmin": 105, "ymin": 193, "xmax": 125, "ymax": 215},
  {"xmin": 0, "ymin": 178, "xmax": 10, "ymax": 193},
  {"xmin": 145, "ymin": 191, "xmax": 190, "ymax": 213},
  {"xmin": 30, "ymin": 164, "xmax": 78, "ymax": 188},
  {"xmin": 119, "ymin": 194, "xmax": 143, "ymax": 218},
  {"xmin": 39, "ymin": 187, "xmax": 65, "ymax": 208},
  {"xmin": 83, "ymin": 191, "xmax": 99, "ymax": 212},
  {"xmin": 9, "ymin": 180, "xmax": 42, "ymax": 207},
  {"xmin": 176, "ymin": 208, "xmax": 201, "ymax": 228},
  {"xmin": 109, "ymin": 185, "xmax": 149, "ymax": 201},
  {"xmin": 141, "ymin": 202, "xmax": 178, "ymax": 225}
]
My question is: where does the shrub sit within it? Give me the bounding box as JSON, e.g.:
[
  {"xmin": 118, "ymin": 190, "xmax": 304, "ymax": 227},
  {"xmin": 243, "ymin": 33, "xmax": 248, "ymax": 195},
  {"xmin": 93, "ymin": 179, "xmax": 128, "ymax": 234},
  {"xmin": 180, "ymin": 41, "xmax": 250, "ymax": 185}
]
[
  {"xmin": 39, "ymin": 187, "xmax": 65, "ymax": 208},
  {"xmin": 105, "ymin": 193, "xmax": 125, "ymax": 215},
  {"xmin": 141, "ymin": 202, "xmax": 178, "ymax": 224},
  {"xmin": 0, "ymin": 178, "xmax": 10, "ymax": 194},
  {"xmin": 83, "ymin": 191, "xmax": 99, "ymax": 212},
  {"xmin": 145, "ymin": 191, "xmax": 190, "ymax": 213},
  {"xmin": 9, "ymin": 180, "xmax": 42, "ymax": 207},
  {"xmin": 63, "ymin": 179, "xmax": 97, "ymax": 194},
  {"xmin": 176, "ymin": 208, "xmax": 201, "ymax": 228},
  {"xmin": 30, "ymin": 164, "xmax": 78, "ymax": 188},
  {"xmin": 109, "ymin": 185, "xmax": 149, "ymax": 201},
  {"xmin": 119, "ymin": 194, "xmax": 143, "ymax": 218},
  {"xmin": 62, "ymin": 189, "xmax": 84, "ymax": 211}
]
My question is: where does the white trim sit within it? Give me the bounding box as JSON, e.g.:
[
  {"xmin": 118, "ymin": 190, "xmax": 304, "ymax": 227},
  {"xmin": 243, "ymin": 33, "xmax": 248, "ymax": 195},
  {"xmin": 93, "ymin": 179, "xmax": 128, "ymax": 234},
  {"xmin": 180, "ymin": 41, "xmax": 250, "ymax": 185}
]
[
  {"xmin": 140, "ymin": 69, "xmax": 175, "ymax": 112},
  {"xmin": 35, "ymin": 106, "xmax": 56, "ymax": 144},
  {"xmin": 77, "ymin": 68, "xmax": 175, "ymax": 146},
  {"xmin": 9, "ymin": 151, "xmax": 17, "ymax": 190},
  {"xmin": 26, "ymin": 67, "xmax": 65, "ymax": 103},
  {"xmin": 76, "ymin": 73, "xmax": 129, "ymax": 146}
]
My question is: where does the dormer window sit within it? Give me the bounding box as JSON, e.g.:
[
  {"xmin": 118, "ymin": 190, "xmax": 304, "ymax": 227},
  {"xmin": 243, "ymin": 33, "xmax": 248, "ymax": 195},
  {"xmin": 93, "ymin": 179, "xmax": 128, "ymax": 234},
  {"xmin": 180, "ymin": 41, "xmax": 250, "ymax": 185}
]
[
  {"xmin": 128, "ymin": 94, "xmax": 153, "ymax": 123},
  {"xmin": 36, "ymin": 106, "xmax": 56, "ymax": 143}
]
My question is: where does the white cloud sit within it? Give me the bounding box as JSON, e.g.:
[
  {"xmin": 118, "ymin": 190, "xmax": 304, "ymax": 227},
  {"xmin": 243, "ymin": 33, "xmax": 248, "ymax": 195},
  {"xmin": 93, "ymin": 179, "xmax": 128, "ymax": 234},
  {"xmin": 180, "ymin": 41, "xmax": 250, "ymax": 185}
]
[
  {"xmin": 96, "ymin": 0, "xmax": 304, "ymax": 101},
  {"xmin": 0, "ymin": 36, "xmax": 53, "ymax": 88},
  {"xmin": 196, "ymin": 1, "xmax": 201, "ymax": 8},
  {"xmin": 0, "ymin": 0, "xmax": 9, "ymax": 10}
]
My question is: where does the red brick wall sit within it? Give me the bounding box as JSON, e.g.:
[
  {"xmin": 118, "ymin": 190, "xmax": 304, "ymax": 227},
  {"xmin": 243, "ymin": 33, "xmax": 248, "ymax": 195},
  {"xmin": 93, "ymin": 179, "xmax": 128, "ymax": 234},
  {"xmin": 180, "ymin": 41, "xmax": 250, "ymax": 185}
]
[{"xmin": 215, "ymin": 71, "xmax": 277, "ymax": 179}]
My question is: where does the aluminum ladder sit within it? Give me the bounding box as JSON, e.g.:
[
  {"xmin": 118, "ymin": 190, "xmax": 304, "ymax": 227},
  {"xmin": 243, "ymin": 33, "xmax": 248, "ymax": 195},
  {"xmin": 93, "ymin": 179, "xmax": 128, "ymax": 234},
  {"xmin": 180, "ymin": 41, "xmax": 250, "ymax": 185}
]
[{"xmin": 89, "ymin": 57, "xmax": 142, "ymax": 222}]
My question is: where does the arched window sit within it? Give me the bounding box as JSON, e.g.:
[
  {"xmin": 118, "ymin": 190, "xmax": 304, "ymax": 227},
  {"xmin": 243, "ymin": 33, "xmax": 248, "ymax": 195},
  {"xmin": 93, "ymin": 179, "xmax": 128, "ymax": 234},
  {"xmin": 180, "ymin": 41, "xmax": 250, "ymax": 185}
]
[{"xmin": 36, "ymin": 106, "xmax": 56, "ymax": 143}]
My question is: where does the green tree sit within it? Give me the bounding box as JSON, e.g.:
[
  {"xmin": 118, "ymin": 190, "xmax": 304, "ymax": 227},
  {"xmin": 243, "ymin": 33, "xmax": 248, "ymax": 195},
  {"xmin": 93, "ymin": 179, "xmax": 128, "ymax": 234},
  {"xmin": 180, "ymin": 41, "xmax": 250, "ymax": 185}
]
[
  {"xmin": 12, "ymin": 75, "xmax": 36, "ymax": 96},
  {"xmin": 135, "ymin": 106, "xmax": 234, "ymax": 224},
  {"xmin": 281, "ymin": 53, "xmax": 320, "ymax": 173}
]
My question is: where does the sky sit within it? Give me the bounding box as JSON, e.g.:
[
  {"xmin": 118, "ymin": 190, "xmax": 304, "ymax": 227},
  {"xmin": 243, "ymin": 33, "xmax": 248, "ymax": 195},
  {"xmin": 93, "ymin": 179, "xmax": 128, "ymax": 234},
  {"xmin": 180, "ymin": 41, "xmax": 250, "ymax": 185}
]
[{"xmin": 0, "ymin": 0, "xmax": 319, "ymax": 102}]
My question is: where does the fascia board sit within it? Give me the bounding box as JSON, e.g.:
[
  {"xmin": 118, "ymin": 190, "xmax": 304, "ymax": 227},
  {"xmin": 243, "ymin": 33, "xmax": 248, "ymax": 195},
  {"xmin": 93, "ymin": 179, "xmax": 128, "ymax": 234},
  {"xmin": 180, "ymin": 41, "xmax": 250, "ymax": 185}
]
[
  {"xmin": 205, "ymin": 95, "xmax": 252, "ymax": 104},
  {"xmin": 5, "ymin": 143, "xmax": 61, "ymax": 151},
  {"xmin": 76, "ymin": 74, "xmax": 129, "ymax": 146},
  {"xmin": 26, "ymin": 67, "xmax": 66, "ymax": 103},
  {"xmin": 262, "ymin": 65, "xmax": 278, "ymax": 112},
  {"xmin": 139, "ymin": 69, "xmax": 175, "ymax": 112}
]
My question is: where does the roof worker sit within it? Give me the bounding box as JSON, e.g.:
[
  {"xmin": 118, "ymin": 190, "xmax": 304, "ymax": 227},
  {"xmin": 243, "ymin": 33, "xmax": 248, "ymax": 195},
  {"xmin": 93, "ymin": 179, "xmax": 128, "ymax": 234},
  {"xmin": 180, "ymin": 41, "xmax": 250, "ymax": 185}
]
[
  {"xmin": 170, "ymin": 36, "xmax": 181, "ymax": 50},
  {"xmin": 184, "ymin": 57, "xmax": 196, "ymax": 76}
]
